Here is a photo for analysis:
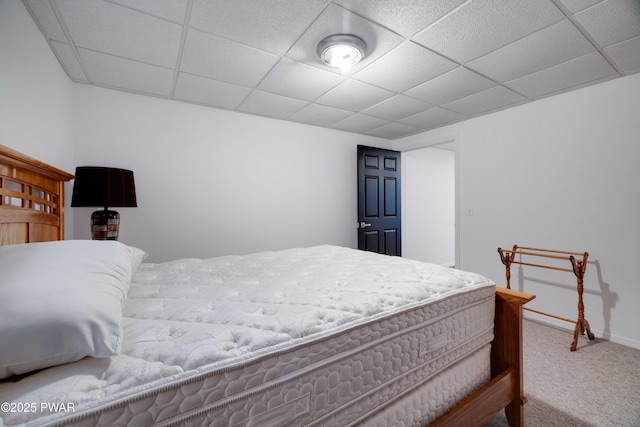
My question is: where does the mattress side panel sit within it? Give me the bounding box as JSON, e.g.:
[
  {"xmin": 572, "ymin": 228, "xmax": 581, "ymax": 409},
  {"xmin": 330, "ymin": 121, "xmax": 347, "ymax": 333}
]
[
  {"xmin": 78, "ymin": 290, "xmax": 495, "ymax": 427},
  {"xmin": 351, "ymin": 345, "xmax": 492, "ymax": 427}
]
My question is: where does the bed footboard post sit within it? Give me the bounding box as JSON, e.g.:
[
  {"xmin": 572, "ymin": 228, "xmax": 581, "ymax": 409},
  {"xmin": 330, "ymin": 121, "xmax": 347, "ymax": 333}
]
[{"xmin": 492, "ymin": 287, "xmax": 535, "ymax": 427}]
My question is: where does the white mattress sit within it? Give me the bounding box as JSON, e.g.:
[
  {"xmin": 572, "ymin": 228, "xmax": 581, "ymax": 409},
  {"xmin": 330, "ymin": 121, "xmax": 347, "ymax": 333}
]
[{"xmin": 0, "ymin": 246, "xmax": 495, "ymax": 427}]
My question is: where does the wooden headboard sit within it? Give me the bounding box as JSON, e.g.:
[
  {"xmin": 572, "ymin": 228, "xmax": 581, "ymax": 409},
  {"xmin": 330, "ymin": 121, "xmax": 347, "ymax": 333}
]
[{"xmin": 0, "ymin": 144, "xmax": 74, "ymax": 245}]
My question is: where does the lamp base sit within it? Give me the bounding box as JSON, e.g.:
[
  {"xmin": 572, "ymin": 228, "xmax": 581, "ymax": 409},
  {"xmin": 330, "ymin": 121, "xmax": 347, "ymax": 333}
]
[{"xmin": 91, "ymin": 209, "xmax": 119, "ymax": 240}]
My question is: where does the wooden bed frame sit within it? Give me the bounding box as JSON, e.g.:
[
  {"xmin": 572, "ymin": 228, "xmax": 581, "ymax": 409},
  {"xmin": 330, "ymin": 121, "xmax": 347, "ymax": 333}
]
[
  {"xmin": 0, "ymin": 144, "xmax": 74, "ymax": 244},
  {"xmin": 0, "ymin": 144, "xmax": 534, "ymax": 427}
]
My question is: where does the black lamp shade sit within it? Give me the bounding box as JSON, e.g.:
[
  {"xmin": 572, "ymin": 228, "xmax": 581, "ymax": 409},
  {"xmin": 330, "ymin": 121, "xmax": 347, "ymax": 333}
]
[
  {"xmin": 71, "ymin": 167, "xmax": 137, "ymax": 240},
  {"xmin": 71, "ymin": 167, "xmax": 137, "ymax": 208}
]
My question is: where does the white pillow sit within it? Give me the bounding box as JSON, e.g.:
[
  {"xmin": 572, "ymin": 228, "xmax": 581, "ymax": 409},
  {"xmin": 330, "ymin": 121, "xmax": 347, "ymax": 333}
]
[
  {"xmin": 0, "ymin": 240, "xmax": 140, "ymax": 379},
  {"xmin": 129, "ymin": 245, "xmax": 149, "ymax": 273}
]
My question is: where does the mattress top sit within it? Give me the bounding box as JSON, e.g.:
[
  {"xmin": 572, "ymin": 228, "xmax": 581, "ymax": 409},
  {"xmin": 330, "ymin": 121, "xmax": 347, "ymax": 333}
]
[
  {"xmin": 0, "ymin": 245, "xmax": 494, "ymax": 426},
  {"xmin": 122, "ymin": 246, "xmax": 493, "ymax": 371}
]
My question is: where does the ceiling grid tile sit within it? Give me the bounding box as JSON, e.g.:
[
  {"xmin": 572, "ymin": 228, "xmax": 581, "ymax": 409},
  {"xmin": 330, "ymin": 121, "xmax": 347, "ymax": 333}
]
[{"xmin": 21, "ymin": 0, "xmax": 637, "ymax": 139}]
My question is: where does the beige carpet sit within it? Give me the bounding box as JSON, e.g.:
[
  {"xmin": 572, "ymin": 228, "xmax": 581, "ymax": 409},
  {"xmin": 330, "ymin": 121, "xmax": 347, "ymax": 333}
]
[{"xmin": 485, "ymin": 319, "xmax": 640, "ymax": 426}]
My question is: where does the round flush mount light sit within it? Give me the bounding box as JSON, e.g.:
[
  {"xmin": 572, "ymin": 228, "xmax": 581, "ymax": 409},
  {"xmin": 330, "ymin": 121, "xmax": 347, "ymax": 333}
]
[{"xmin": 317, "ymin": 34, "xmax": 367, "ymax": 71}]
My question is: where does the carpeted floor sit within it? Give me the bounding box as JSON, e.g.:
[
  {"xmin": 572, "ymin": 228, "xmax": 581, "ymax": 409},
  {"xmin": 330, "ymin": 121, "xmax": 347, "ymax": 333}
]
[{"xmin": 485, "ymin": 319, "xmax": 640, "ymax": 427}]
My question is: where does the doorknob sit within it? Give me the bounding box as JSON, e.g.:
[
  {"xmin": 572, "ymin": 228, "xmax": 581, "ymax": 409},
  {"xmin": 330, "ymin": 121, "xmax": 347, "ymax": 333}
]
[{"xmin": 358, "ymin": 222, "xmax": 372, "ymax": 229}]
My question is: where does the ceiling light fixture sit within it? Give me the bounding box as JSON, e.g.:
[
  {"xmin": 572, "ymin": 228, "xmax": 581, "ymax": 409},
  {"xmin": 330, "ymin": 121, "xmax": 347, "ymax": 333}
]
[{"xmin": 317, "ymin": 34, "xmax": 367, "ymax": 71}]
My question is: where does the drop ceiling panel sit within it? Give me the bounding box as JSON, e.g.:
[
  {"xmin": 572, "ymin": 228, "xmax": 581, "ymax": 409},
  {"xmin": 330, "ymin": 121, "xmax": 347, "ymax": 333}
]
[
  {"xmin": 354, "ymin": 41, "xmax": 457, "ymax": 92},
  {"xmin": 399, "ymin": 107, "xmax": 467, "ymax": 129},
  {"xmin": 78, "ymin": 48, "xmax": 174, "ymax": 96},
  {"xmin": 404, "ymin": 67, "xmax": 495, "ymax": 105},
  {"xmin": 316, "ymin": 79, "xmax": 395, "ymax": 112},
  {"xmin": 55, "ymin": 0, "xmax": 183, "ymax": 68},
  {"xmin": 556, "ymin": 0, "xmax": 603, "ymax": 14},
  {"xmin": 189, "ymin": 0, "xmax": 328, "ymax": 55},
  {"xmin": 332, "ymin": 0, "xmax": 467, "ymax": 38},
  {"xmin": 605, "ymin": 36, "xmax": 640, "ymax": 73},
  {"xmin": 238, "ymin": 90, "xmax": 308, "ymax": 119},
  {"xmin": 51, "ymin": 41, "xmax": 88, "ymax": 82},
  {"xmin": 24, "ymin": 0, "xmax": 67, "ymax": 42},
  {"xmin": 467, "ymin": 20, "xmax": 595, "ymax": 83},
  {"xmin": 442, "ymin": 85, "xmax": 527, "ymax": 116},
  {"xmin": 174, "ymin": 73, "xmax": 252, "ymax": 109},
  {"xmin": 257, "ymin": 58, "xmax": 345, "ymax": 101},
  {"xmin": 22, "ymin": 0, "xmax": 640, "ymax": 140},
  {"xmin": 413, "ymin": 0, "xmax": 565, "ymax": 64},
  {"xmin": 362, "ymin": 95, "xmax": 433, "ymax": 121},
  {"xmin": 332, "ymin": 114, "xmax": 390, "ymax": 133},
  {"xmin": 574, "ymin": 0, "xmax": 640, "ymax": 47},
  {"xmin": 181, "ymin": 29, "xmax": 279, "ymax": 87},
  {"xmin": 289, "ymin": 103, "xmax": 354, "ymax": 127},
  {"xmin": 505, "ymin": 51, "xmax": 618, "ymax": 99},
  {"xmin": 108, "ymin": 0, "xmax": 188, "ymax": 23},
  {"xmin": 367, "ymin": 122, "xmax": 422, "ymax": 139}
]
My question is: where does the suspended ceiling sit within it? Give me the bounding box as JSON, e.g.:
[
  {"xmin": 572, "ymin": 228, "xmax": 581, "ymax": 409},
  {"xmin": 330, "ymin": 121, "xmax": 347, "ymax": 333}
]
[{"xmin": 23, "ymin": 0, "xmax": 640, "ymax": 140}]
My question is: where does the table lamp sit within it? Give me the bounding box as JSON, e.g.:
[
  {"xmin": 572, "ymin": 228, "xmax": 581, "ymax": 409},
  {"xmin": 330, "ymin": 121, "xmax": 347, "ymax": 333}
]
[{"xmin": 71, "ymin": 167, "xmax": 137, "ymax": 240}]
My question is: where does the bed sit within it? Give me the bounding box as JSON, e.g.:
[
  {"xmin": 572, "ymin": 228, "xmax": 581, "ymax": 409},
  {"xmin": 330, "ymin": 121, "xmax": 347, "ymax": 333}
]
[{"xmin": 0, "ymin": 144, "xmax": 534, "ymax": 427}]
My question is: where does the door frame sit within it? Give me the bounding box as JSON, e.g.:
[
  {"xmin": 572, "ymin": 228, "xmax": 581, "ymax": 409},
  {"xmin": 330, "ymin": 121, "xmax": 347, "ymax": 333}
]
[{"xmin": 394, "ymin": 134, "xmax": 460, "ymax": 268}]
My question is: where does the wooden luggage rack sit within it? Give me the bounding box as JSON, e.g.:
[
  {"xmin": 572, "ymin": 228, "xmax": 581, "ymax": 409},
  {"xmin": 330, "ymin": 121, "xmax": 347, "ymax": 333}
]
[{"xmin": 497, "ymin": 245, "xmax": 594, "ymax": 351}]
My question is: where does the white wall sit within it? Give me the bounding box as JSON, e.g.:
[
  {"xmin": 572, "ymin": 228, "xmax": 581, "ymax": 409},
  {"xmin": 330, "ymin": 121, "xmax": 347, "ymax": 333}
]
[
  {"xmin": 0, "ymin": 0, "xmax": 75, "ymax": 237},
  {"xmin": 396, "ymin": 73, "xmax": 640, "ymax": 349},
  {"xmin": 71, "ymin": 84, "xmax": 389, "ymax": 261},
  {"xmin": 402, "ymin": 147, "xmax": 455, "ymax": 266}
]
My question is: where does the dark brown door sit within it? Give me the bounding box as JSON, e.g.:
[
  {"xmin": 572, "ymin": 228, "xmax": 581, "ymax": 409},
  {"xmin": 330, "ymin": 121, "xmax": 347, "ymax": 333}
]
[{"xmin": 357, "ymin": 145, "xmax": 401, "ymax": 256}]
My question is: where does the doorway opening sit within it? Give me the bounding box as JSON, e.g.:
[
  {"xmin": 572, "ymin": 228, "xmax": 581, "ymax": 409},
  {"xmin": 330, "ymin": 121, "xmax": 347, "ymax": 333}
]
[{"xmin": 401, "ymin": 137, "xmax": 458, "ymax": 267}]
